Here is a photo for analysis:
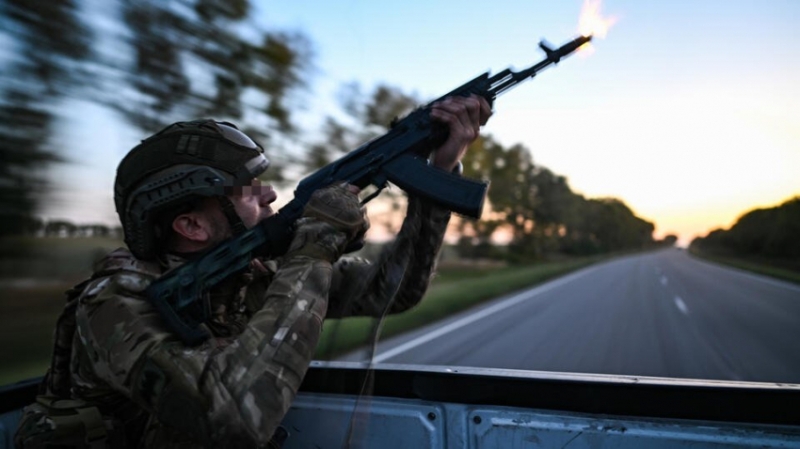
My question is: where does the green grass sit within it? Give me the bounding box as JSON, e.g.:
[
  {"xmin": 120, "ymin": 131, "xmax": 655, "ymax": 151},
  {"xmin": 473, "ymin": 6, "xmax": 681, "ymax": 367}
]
[
  {"xmin": 0, "ymin": 236, "xmax": 123, "ymax": 386},
  {"xmin": 0, "ymin": 283, "xmax": 72, "ymax": 386},
  {"xmin": 315, "ymin": 256, "xmax": 604, "ymax": 359},
  {"xmin": 689, "ymin": 248, "xmax": 800, "ymax": 285}
]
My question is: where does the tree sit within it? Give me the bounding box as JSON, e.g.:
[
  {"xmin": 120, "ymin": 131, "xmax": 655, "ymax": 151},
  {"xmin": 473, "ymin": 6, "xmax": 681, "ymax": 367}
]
[
  {"xmin": 476, "ymin": 141, "xmax": 537, "ymax": 246},
  {"xmin": 695, "ymin": 196, "xmax": 800, "ymax": 259},
  {"xmin": 307, "ymin": 82, "xmax": 419, "ymax": 234},
  {"xmin": 661, "ymin": 234, "xmax": 678, "ymax": 247},
  {"xmin": 45, "ymin": 220, "xmax": 77, "ymax": 237},
  {"xmin": 581, "ymin": 198, "xmax": 654, "ymax": 252},
  {"xmin": 111, "ymin": 0, "xmax": 313, "ymax": 171},
  {"xmin": 0, "ymin": 0, "xmax": 314, "ymax": 241},
  {"xmin": 455, "ymin": 133, "xmax": 657, "ymax": 259},
  {"xmin": 0, "ymin": 0, "xmax": 92, "ymax": 237},
  {"xmin": 527, "ymin": 167, "xmax": 581, "ymax": 255},
  {"xmin": 307, "ymin": 82, "xmax": 419, "ymax": 170}
]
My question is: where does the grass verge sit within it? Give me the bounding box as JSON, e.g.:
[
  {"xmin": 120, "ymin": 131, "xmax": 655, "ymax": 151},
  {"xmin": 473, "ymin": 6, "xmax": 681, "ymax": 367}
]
[
  {"xmin": 0, "ymin": 236, "xmax": 123, "ymax": 387},
  {"xmin": 315, "ymin": 255, "xmax": 604, "ymax": 359},
  {"xmin": 688, "ymin": 248, "xmax": 800, "ymax": 285},
  {"xmin": 0, "ymin": 283, "xmax": 71, "ymax": 386}
]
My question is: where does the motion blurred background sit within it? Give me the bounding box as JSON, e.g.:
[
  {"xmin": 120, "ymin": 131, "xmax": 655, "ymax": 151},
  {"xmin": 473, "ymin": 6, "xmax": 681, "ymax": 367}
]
[{"xmin": 1, "ymin": 0, "xmax": 798, "ymax": 386}]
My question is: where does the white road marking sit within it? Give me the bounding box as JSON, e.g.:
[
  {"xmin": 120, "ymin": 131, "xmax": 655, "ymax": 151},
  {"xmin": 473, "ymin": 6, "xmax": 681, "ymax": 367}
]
[
  {"xmin": 674, "ymin": 296, "xmax": 689, "ymax": 315},
  {"xmin": 660, "ymin": 275, "xmax": 668, "ymax": 286},
  {"xmin": 372, "ymin": 264, "xmax": 603, "ymax": 363}
]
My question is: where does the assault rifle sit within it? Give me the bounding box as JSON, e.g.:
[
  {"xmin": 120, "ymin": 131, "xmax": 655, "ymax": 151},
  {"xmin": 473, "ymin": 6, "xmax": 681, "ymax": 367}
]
[{"xmin": 147, "ymin": 35, "xmax": 592, "ymax": 344}]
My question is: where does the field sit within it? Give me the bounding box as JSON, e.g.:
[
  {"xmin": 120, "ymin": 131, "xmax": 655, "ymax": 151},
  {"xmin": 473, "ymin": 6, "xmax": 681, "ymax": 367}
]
[
  {"xmin": 0, "ymin": 236, "xmax": 125, "ymax": 386},
  {"xmin": 0, "ymin": 283, "xmax": 72, "ymax": 385}
]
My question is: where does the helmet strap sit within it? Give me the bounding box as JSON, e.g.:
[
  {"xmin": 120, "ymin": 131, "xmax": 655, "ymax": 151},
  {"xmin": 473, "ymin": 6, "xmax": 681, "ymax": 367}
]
[{"xmin": 217, "ymin": 196, "xmax": 247, "ymax": 236}]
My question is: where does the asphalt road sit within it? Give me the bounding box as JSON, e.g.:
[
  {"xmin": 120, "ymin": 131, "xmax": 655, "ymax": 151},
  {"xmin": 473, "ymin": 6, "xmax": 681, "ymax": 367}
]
[{"xmin": 348, "ymin": 249, "xmax": 800, "ymax": 384}]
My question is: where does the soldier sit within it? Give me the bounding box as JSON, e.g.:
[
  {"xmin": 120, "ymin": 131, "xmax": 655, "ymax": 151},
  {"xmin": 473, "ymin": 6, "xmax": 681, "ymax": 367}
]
[{"xmin": 15, "ymin": 95, "xmax": 491, "ymax": 448}]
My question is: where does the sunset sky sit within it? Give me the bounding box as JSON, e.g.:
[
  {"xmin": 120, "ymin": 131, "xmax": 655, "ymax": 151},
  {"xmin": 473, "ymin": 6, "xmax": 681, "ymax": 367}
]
[{"xmin": 46, "ymin": 0, "xmax": 800, "ymax": 246}]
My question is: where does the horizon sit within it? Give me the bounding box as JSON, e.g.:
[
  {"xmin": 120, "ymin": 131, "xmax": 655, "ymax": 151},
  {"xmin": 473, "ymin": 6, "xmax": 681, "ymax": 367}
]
[{"xmin": 36, "ymin": 0, "xmax": 799, "ymax": 248}]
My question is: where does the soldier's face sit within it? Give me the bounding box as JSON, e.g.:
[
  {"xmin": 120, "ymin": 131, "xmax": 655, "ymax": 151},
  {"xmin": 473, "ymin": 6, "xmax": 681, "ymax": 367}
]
[{"xmin": 227, "ymin": 179, "xmax": 278, "ymax": 229}]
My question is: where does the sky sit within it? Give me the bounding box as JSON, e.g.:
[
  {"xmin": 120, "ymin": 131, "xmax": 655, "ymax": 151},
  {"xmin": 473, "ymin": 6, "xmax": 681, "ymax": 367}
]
[{"xmin": 45, "ymin": 0, "xmax": 800, "ymax": 246}]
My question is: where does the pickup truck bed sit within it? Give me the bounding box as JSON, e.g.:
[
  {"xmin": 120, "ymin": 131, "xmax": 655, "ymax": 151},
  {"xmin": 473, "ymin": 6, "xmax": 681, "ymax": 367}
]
[{"xmin": 3, "ymin": 362, "xmax": 799, "ymax": 448}]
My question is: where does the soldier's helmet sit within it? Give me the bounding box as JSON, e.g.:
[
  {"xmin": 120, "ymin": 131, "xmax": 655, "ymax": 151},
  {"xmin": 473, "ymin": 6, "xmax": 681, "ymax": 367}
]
[{"xmin": 114, "ymin": 120, "xmax": 269, "ymax": 260}]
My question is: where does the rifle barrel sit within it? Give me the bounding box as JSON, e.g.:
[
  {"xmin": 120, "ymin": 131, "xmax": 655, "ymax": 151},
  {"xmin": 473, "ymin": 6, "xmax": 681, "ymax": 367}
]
[{"xmin": 489, "ymin": 34, "xmax": 592, "ymax": 98}]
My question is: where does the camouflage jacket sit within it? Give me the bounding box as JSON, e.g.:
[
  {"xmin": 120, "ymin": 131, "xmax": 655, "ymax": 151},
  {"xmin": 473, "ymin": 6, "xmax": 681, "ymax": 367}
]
[{"xmin": 16, "ymin": 197, "xmax": 450, "ymax": 449}]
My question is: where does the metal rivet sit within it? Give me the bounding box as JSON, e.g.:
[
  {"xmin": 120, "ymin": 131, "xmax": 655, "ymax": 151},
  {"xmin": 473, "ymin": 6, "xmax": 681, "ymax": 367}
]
[
  {"xmin": 427, "ymin": 412, "xmax": 436, "ymax": 421},
  {"xmin": 473, "ymin": 416, "xmax": 482, "ymax": 424}
]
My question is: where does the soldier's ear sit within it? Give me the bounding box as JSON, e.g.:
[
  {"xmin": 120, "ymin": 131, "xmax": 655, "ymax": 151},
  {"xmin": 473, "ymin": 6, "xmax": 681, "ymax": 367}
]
[{"xmin": 172, "ymin": 212, "xmax": 213, "ymax": 244}]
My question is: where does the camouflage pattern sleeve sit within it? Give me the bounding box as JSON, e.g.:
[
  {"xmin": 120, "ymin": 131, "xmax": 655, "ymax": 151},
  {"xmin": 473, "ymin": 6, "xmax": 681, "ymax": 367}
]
[
  {"xmin": 73, "ymin": 250, "xmax": 335, "ymax": 448},
  {"xmin": 326, "ymin": 195, "xmax": 451, "ymax": 318}
]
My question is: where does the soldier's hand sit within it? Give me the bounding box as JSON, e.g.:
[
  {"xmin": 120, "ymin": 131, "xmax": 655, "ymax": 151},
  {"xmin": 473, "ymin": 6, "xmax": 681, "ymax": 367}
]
[
  {"xmin": 430, "ymin": 94, "xmax": 492, "ymax": 171},
  {"xmin": 303, "ymin": 183, "xmax": 369, "ymax": 241},
  {"xmin": 286, "ymin": 184, "xmax": 370, "ymax": 262}
]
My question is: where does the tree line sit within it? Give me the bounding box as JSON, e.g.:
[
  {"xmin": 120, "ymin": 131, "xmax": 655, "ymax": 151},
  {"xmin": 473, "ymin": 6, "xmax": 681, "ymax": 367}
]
[
  {"xmin": 1, "ymin": 0, "xmax": 670, "ymax": 261},
  {"xmin": 690, "ymin": 197, "xmax": 800, "ymax": 261},
  {"xmin": 14, "ymin": 218, "xmax": 122, "ymax": 238}
]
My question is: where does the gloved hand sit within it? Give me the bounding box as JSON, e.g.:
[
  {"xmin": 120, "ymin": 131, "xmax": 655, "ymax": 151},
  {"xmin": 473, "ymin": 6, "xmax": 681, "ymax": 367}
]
[{"xmin": 285, "ymin": 184, "xmax": 369, "ymax": 262}]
